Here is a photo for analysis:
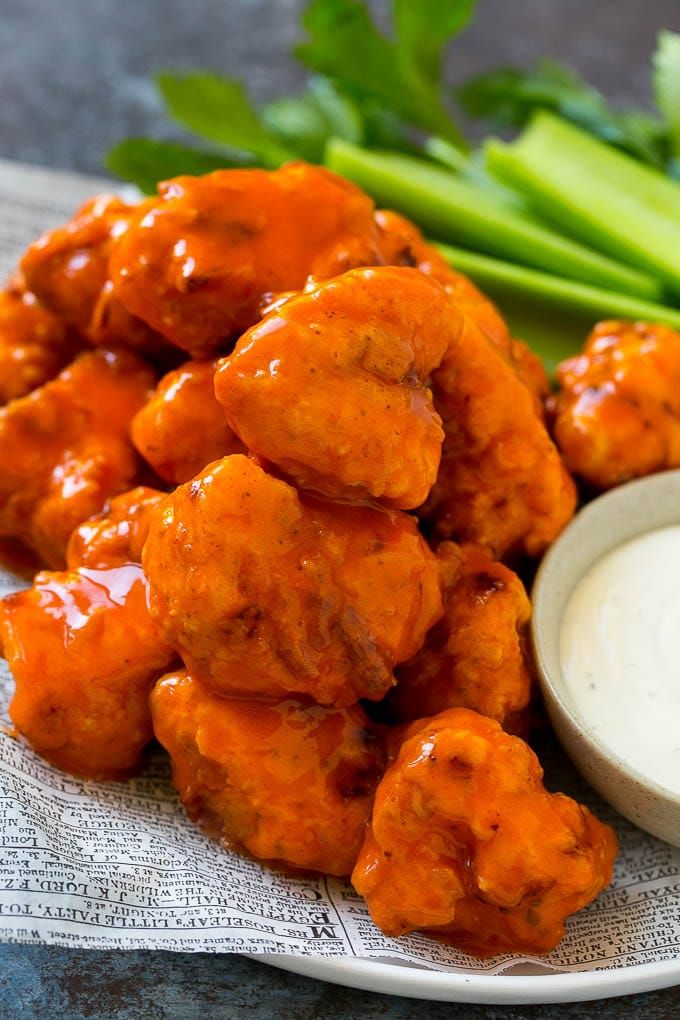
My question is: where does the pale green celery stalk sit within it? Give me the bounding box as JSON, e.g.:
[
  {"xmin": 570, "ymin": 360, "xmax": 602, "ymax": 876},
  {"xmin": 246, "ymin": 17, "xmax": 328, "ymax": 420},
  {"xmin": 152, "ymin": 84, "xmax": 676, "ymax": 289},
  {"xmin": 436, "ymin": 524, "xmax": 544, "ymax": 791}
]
[
  {"xmin": 436, "ymin": 242, "xmax": 680, "ymax": 374},
  {"xmin": 486, "ymin": 112, "xmax": 680, "ymax": 296},
  {"xmin": 425, "ymin": 136, "xmax": 530, "ymax": 214},
  {"xmin": 424, "ymin": 136, "xmax": 470, "ymax": 173},
  {"xmin": 325, "ymin": 138, "xmax": 663, "ymax": 301}
]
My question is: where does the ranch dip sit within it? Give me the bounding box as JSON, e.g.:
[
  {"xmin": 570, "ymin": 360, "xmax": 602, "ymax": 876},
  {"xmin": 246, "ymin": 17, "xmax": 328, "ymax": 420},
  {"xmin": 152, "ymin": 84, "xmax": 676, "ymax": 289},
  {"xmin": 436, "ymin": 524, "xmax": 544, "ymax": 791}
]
[{"xmin": 560, "ymin": 525, "xmax": 680, "ymax": 795}]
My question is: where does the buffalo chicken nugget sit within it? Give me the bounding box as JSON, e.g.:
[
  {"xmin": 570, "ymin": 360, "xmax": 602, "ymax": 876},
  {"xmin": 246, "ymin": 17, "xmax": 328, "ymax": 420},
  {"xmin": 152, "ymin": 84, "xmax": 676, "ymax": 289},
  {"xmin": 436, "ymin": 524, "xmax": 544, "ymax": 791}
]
[
  {"xmin": 374, "ymin": 210, "xmax": 549, "ymax": 407},
  {"xmin": 151, "ymin": 672, "xmax": 385, "ymax": 875},
  {"xmin": 67, "ymin": 486, "xmax": 165, "ymax": 569},
  {"xmin": 390, "ymin": 543, "xmax": 532, "ymax": 733},
  {"xmin": 0, "ymin": 287, "xmax": 80, "ymax": 403},
  {"xmin": 20, "ymin": 194, "xmax": 164, "ymax": 354},
  {"xmin": 424, "ymin": 317, "xmax": 576, "ymax": 558},
  {"xmin": 1, "ymin": 564, "xmax": 174, "ymax": 779},
  {"xmin": 144, "ymin": 455, "xmax": 443, "ymax": 706},
  {"xmin": 352, "ymin": 708, "xmax": 617, "ymax": 956},
  {"xmin": 216, "ymin": 267, "xmax": 459, "ymax": 510},
  {"xmin": 110, "ymin": 164, "xmax": 383, "ymax": 357},
  {"xmin": 375, "ymin": 210, "xmax": 508, "ymax": 349},
  {"xmin": 0, "ymin": 348, "xmax": 155, "ymax": 567},
  {"xmin": 549, "ymin": 320, "xmax": 680, "ymax": 489},
  {"xmin": 131, "ymin": 360, "xmax": 245, "ymax": 484}
]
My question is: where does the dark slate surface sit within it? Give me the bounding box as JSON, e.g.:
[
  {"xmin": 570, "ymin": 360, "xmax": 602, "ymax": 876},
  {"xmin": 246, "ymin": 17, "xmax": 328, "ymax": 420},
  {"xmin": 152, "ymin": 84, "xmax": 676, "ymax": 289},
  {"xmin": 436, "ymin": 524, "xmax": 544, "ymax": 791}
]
[{"xmin": 1, "ymin": 1, "xmax": 680, "ymax": 1015}]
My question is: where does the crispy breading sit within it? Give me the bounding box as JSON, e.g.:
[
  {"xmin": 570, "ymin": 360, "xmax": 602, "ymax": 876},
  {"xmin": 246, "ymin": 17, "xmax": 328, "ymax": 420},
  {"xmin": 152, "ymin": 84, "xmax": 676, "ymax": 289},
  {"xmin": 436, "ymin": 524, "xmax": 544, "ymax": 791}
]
[
  {"xmin": 67, "ymin": 486, "xmax": 165, "ymax": 569},
  {"xmin": 132, "ymin": 360, "xmax": 245, "ymax": 484},
  {"xmin": 1, "ymin": 564, "xmax": 174, "ymax": 779},
  {"xmin": 151, "ymin": 671, "xmax": 385, "ymax": 875},
  {"xmin": 0, "ymin": 349, "xmax": 154, "ymax": 566},
  {"xmin": 549, "ymin": 320, "xmax": 680, "ymax": 489},
  {"xmin": 389, "ymin": 543, "xmax": 532, "ymax": 733},
  {"xmin": 215, "ymin": 266, "xmax": 458, "ymax": 510},
  {"xmin": 352, "ymin": 708, "xmax": 617, "ymax": 956},
  {"xmin": 0, "ymin": 286, "xmax": 80, "ymax": 403},
  {"xmin": 110, "ymin": 164, "xmax": 383, "ymax": 357},
  {"xmin": 374, "ymin": 209, "xmax": 549, "ymax": 407},
  {"xmin": 422, "ymin": 316, "xmax": 576, "ymax": 558},
  {"xmin": 144, "ymin": 455, "xmax": 442, "ymax": 706},
  {"xmin": 21, "ymin": 194, "xmax": 165, "ymax": 355}
]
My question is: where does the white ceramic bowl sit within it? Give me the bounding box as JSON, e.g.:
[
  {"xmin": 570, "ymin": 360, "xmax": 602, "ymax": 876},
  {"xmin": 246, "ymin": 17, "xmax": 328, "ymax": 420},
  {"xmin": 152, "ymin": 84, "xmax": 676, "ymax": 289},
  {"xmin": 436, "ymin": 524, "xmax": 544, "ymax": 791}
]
[{"xmin": 532, "ymin": 469, "xmax": 680, "ymax": 847}]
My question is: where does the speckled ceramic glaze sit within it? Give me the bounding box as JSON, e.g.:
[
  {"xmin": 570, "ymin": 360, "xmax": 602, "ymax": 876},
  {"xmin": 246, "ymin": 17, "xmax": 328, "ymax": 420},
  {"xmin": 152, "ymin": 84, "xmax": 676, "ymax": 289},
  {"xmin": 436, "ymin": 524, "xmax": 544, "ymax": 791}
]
[{"xmin": 532, "ymin": 469, "xmax": 680, "ymax": 848}]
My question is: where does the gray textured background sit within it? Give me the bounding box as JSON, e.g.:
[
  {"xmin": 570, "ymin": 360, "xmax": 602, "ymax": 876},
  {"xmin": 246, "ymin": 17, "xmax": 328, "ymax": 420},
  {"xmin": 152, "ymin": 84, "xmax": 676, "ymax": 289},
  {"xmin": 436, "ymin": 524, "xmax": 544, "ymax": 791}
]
[
  {"xmin": 2, "ymin": 0, "xmax": 680, "ymax": 174},
  {"xmin": 2, "ymin": 1, "xmax": 680, "ymax": 1016}
]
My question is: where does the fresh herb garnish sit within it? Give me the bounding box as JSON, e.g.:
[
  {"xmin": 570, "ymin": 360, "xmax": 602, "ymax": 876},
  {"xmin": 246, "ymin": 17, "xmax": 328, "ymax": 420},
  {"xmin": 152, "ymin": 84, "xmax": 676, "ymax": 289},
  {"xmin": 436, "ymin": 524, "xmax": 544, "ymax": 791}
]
[
  {"xmin": 296, "ymin": 0, "xmax": 473, "ymax": 147},
  {"xmin": 460, "ymin": 34, "xmax": 680, "ymax": 176},
  {"xmin": 106, "ymin": 0, "xmax": 473, "ymax": 190}
]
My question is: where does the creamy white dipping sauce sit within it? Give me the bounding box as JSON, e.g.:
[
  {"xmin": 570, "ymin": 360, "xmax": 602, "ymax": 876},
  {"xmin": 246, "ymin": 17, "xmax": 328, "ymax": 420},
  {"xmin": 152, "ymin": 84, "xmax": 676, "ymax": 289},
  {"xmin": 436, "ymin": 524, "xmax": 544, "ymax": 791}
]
[{"xmin": 560, "ymin": 525, "xmax": 680, "ymax": 795}]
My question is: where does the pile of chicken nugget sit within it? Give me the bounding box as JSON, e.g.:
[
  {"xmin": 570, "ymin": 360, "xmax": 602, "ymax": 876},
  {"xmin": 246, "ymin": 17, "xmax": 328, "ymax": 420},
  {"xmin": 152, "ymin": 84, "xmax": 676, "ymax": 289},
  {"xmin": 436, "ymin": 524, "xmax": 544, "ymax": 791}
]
[{"xmin": 2, "ymin": 161, "xmax": 678, "ymax": 958}]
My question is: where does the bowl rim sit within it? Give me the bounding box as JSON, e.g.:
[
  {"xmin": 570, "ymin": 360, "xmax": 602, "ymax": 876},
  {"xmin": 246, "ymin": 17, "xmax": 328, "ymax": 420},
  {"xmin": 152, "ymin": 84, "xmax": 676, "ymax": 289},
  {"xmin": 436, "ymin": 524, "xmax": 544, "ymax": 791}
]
[{"xmin": 531, "ymin": 469, "xmax": 680, "ymax": 809}]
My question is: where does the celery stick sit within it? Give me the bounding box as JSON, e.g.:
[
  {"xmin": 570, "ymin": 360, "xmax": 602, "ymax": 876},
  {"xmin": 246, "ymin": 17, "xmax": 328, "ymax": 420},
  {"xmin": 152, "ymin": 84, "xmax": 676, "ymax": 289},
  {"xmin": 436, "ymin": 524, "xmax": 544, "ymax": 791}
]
[
  {"xmin": 425, "ymin": 137, "xmax": 531, "ymax": 215},
  {"xmin": 325, "ymin": 139, "xmax": 663, "ymax": 300},
  {"xmin": 486, "ymin": 112, "xmax": 680, "ymax": 295},
  {"xmin": 436, "ymin": 242, "xmax": 680, "ymax": 374}
]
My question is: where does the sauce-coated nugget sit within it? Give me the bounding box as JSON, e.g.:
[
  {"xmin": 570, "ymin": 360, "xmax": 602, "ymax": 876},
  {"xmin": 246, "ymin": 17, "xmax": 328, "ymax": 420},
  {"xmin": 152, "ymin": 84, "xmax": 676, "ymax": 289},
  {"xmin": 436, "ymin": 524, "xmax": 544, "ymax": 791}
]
[
  {"xmin": 216, "ymin": 267, "xmax": 458, "ymax": 510},
  {"xmin": 423, "ymin": 317, "xmax": 576, "ymax": 558},
  {"xmin": 374, "ymin": 209, "xmax": 549, "ymax": 407},
  {"xmin": 21, "ymin": 194, "xmax": 164, "ymax": 354},
  {"xmin": 549, "ymin": 320, "xmax": 680, "ymax": 489},
  {"xmin": 151, "ymin": 672, "xmax": 385, "ymax": 875},
  {"xmin": 352, "ymin": 709, "xmax": 617, "ymax": 957},
  {"xmin": 0, "ymin": 349, "xmax": 155, "ymax": 567},
  {"xmin": 144, "ymin": 455, "xmax": 443, "ymax": 706},
  {"xmin": 131, "ymin": 360, "xmax": 245, "ymax": 484},
  {"xmin": 389, "ymin": 543, "xmax": 532, "ymax": 733},
  {"xmin": 1, "ymin": 564, "xmax": 174, "ymax": 779},
  {"xmin": 110, "ymin": 164, "xmax": 383, "ymax": 357},
  {"xmin": 67, "ymin": 486, "xmax": 165, "ymax": 569},
  {"xmin": 0, "ymin": 286, "xmax": 79, "ymax": 403},
  {"xmin": 375, "ymin": 210, "xmax": 508, "ymax": 348}
]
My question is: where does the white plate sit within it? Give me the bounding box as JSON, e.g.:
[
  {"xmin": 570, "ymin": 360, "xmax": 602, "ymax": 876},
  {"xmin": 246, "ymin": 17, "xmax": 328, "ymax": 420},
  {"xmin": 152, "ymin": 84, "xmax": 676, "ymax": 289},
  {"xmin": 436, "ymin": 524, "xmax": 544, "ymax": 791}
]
[{"xmin": 258, "ymin": 955, "xmax": 680, "ymax": 1004}]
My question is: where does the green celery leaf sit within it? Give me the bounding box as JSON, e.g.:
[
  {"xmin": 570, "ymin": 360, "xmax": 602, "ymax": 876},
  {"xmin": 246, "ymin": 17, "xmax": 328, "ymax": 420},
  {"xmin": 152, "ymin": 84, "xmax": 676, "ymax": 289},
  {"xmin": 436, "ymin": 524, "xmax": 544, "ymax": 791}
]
[
  {"xmin": 296, "ymin": 0, "xmax": 471, "ymax": 147},
  {"xmin": 156, "ymin": 71, "xmax": 295, "ymax": 166},
  {"xmin": 307, "ymin": 77, "xmax": 365, "ymax": 142},
  {"xmin": 459, "ymin": 59, "xmax": 668, "ymax": 168},
  {"xmin": 262, "ymin": 77, "xmax": 364, "ymax": 162},
  {"xmin": 392, "ymin": 0, "xmax": 477, "ymax": 82},
  {"xmin": 105, "ymin": 139, "xmax": 242, "ymax": 193},
  {"xmin": 262, "ymin": 91, "xmax": 332, "ymax": 163},
  {"xmin": 654, "ymin": 30, "xmax": 680, "ymax": 157}
]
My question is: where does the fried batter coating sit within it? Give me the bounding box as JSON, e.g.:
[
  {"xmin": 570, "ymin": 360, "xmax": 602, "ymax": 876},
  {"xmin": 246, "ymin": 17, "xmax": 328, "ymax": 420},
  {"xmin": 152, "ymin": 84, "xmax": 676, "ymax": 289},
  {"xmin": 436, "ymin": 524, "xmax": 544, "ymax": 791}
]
[
  {"xmin": 67, "ymin": 486, "xmax": 165, "ymax": 569},
  {"xmin": 216, "ymin": 267, "xmax": 458, "ymax": 510},
  {"xmin": 144, "ymin": 455, "xmax": 442, "ymax": 706},
  {"xmin": 0, "ymin": 349, "xmax": 155, "ymax": 567},
  {"xmin": 375, "ymin": 210, "xmax": 507, "ymax": 347},
  {"xmin": 549, "ymin": 320, "xmax": 680, "ymax": 489},
  {"xmin": 131, "ymin": 360, "xmax": 245, "ymax": 484},
  {"xmin": 423, "ymin": 317, "xmax": 576, "ymax": 558},
  {"xmin": 20, "ymin": 195, "xmax": 164, "ymax": 354},
  {"xmin": 374, "ymin": 210, "xmax": 549, "ymax": 407},
  {"xmin": 0, "ymin": 286, "xmax": 80, "ymax": 403},
  {"xmin": 352, "ymin": 709, "xmax": 617, "ymax": 956},
  {"xmin": 1, "ymin": 564, "xmax": 174, "ymax": 779},
  {"xmin": 110, "ymin": 164, "xmax": 383, "ymax": 357},
  {"xmin": 151, "ymin": 671, "xmax": 385, "ymax": 875},
  {"xmin": 389, "ymin": 543, "xmax": 532, "ymax": 733}
]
